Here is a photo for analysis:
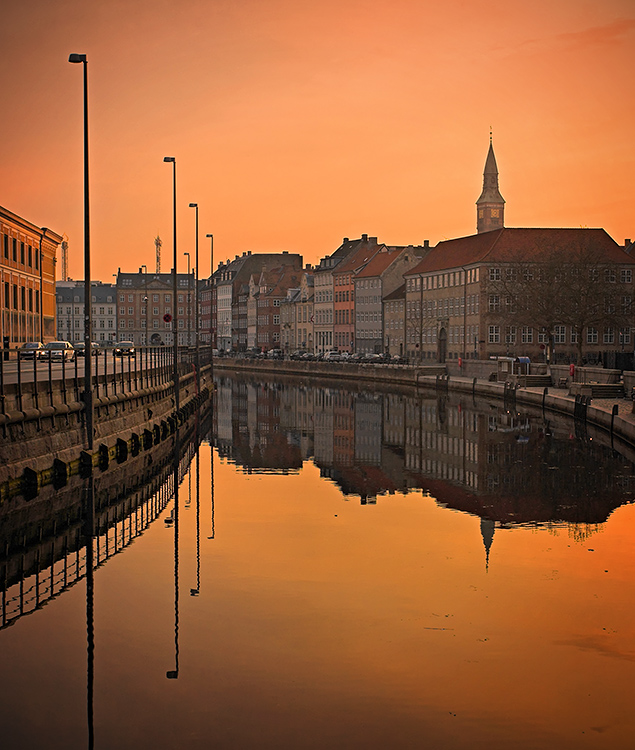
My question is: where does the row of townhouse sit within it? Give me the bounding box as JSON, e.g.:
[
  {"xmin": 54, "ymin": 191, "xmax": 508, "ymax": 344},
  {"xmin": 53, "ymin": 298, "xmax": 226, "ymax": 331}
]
[
  {"xmin": 213, "ymin": 251, "xmax": 304, "ymax": 351},
  {"xmin": 277, "ymin": 235, "xmax": 429, "ymax": 355}
]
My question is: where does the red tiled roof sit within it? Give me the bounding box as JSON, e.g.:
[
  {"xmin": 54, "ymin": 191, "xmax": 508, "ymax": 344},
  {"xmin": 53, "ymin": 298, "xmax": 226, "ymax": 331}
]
[
  {"xmin": 334, "ymin": 242, "xmax": 382, "ymax": 276},
  {"xmin": 356, "ymin": 246, "xmax": 404, "ymax": 278},
  {"xmin": 405, "ymin": 228, "xmax": 630, "ymax": 275}
]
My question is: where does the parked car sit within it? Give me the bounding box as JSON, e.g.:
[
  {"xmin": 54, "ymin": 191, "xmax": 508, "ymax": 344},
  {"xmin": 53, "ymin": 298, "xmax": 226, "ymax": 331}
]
[
  {"xmin": 114, "ymin": 341, "xmax": 135, "ymax": 357},
  {"xmin": 40, "ymin": 341, "xmax": 75, "ymax": 362},
  {"xmin": 18, "ymin": 342, "xmax": 45, "ymax": 360},
  {"xmin": 324, "ymin": 350, "xmax": 342, "ymax": 362},
  {"xmin": 266, "ymin": 348, "xmax": 284, "ymax": 360}
]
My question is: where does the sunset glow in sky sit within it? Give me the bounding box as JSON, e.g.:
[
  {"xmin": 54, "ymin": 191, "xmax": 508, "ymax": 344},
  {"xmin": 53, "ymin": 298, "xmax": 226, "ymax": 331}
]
[{"xmin": 1, "ymin": 0, "xmax": 633, "ymax": 280}]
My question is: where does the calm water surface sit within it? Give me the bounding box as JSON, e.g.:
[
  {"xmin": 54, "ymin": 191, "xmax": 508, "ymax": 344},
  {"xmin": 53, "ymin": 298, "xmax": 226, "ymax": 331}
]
[{"xmin": 2, "ymin": 375, "xmax": 635, "ymax": 749}]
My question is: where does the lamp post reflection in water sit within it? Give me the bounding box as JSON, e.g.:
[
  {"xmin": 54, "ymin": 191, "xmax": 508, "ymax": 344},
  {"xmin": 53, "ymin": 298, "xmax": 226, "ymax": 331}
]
[
  {"xmin": 208, "ymin": 388, "xmax": 215, "ymax": 541},
  {"xmin": 84, "ymin": 477, "xmax": 95, "ymax": 749},
  {"xmin": 190, "ymin": 419, "xmax": 201, "ymax": 597},
  {"xmin": 166, "ymin": 426, "xmax": 180, "ymax": 680}
]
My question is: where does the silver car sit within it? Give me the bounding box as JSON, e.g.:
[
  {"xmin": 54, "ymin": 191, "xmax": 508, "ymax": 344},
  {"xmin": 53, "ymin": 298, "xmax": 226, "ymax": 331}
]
[{"xmin": 40, "ymin": 341, "xmax": 75, "ymax": 362}]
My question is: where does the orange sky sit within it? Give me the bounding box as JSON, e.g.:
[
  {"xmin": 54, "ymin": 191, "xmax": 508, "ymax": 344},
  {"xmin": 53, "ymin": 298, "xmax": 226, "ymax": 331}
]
[{"xmin": 1, "ymin": 0, "xmax": 633, "ymax": 281}]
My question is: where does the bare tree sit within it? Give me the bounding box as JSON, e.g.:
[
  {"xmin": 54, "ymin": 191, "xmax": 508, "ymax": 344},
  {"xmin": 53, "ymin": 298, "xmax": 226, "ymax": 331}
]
[{"xmin": 488, "ymin": 239, "xmax": 632, "ymax": 362}]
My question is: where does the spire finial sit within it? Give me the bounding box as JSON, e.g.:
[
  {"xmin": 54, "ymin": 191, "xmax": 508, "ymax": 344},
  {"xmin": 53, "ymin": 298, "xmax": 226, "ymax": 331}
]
[{"xmin": 489, "ymin": 126, "xmax": 492, "ymax": 145}]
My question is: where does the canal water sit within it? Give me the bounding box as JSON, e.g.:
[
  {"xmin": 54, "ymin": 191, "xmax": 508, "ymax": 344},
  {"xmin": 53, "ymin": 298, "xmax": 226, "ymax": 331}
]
[{"xmin": 2, "ymin": 374, "xmax": 635, "ymax": 749}]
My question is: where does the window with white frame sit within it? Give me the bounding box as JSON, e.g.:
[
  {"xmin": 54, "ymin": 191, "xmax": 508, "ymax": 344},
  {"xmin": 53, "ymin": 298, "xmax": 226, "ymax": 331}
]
[
  {"xmin": 489, "ymin": 268, "xmax": 501, "ymax": 281},
  {"xmin": 554, "ymin": 325, "xmax": 566, "ymax": 344},
  {"xmin": 587, "ymin": 327, "xmax": 598, "ymax": 344},
  {"xmin": 488, "ymin": 295, "xmax": 500, "ymax": 312},
  {"xmin": 488, "ymin": 325, "xmax": 500, "ymax": 343},
  {"xmin": 603, "ymin": 327, "xmax": 615, "ymax": 344},
  {"xmin": 621, "ymin": 269, "xmax": 632, "ymax": 283}
]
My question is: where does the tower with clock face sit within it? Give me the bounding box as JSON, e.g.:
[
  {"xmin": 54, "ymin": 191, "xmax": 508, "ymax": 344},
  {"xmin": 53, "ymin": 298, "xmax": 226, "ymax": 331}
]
[{"xmin": 476, "ymin": 136, "xmax": 505, "ymax": 233}]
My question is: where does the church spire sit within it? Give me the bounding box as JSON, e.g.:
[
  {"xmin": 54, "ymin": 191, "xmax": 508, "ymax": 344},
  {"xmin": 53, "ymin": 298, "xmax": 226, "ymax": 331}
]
[
  {"xmin": 480, "ymin": 518, "xmax": 495, "ymax": 572},
  {"xmin": 476, "ymin": 134, "xmax": 505, "ymax": 234}
]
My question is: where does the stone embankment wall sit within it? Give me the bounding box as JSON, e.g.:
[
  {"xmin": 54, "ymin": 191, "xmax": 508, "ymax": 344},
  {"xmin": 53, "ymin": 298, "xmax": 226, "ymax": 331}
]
[{"xmin": 0, "ymin": 365, "xmax": 212, "ymax": 499}]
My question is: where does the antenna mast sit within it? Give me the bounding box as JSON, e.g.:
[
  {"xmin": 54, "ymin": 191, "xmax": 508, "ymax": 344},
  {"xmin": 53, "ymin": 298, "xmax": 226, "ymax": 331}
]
[
  {"xmin": 154, "ymin": 234, "xmax": 162, "ymax": 274},
  {"xmin": 61, "ymin": 234, "xmax": 69, "ymax": 281}
]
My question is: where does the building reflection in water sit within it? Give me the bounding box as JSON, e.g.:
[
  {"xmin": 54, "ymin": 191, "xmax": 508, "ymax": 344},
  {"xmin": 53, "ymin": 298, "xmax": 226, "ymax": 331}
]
[{"xmin": 213, "ymin": 374, "xmax": 635, "ymax": 542}]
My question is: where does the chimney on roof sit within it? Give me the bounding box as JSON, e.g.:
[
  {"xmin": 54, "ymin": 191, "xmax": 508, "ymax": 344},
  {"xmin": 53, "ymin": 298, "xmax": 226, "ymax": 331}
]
[
  {"xmin": 369, "ymin": 237, "xmax": 377, "ymax": 244},
  {"xmin": 424, "ymin": 240, "xmax": 429, "ymax": 248},
  {"xmin": 248, "ymin": 251, "xmax": 251, "ymax": 255},
  {"xmin": 283, "ymin": 251, "xmax": 288, "ymax": 254},
  {"xmin": 343, "ymin": 237, "xmax": 349, "ymax": 243},
  {"xmin": 626, "ymin": 239, "xmax": 632, "ymax": 246},
  {"xmin": 362, "ymin": 234, "xmax": 368, "ymax": 242}
]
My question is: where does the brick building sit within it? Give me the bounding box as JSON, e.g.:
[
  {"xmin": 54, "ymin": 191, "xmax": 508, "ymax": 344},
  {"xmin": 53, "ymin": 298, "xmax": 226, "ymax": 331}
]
[{"xmin": 1, "ymin": 206, "xmax": 61, "ymax": 346}]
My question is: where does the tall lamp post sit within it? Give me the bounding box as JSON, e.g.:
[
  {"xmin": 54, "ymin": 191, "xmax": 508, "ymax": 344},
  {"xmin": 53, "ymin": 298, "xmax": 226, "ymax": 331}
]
[
  {"xmin": 183, "ymin": 252, "xmax": 191, "ymax": 347},
  {"xmin": 140, "ymin": 264, "xmax": 148, "ymax": 346},
  {"xmin": 163, "ymin": 157, "xmax": 179, "ymax": 412},
  {"xmin": 68, "ymin": 53, "xmax": 93, "ymax": 451},
  {"xmin": 206, "ymin": 233, "xmax": 214, "ymax": 351},
  {"xmin": 189, "ymin": 203, "xmax": 200, "ymax": 390}
]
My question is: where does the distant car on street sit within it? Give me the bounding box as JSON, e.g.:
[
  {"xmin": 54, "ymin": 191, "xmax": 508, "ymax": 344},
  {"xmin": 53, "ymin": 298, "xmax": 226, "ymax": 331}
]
[
  {"xmin": 114, "ymin": 341, "xmax": 135, "ymax": 357},
  {"xmin": 40, "ymin": 341, "xmax": 75, "ymax": 362},
  {"xmin": 75, "ymin": 341, "xmax": 101, "ymax": 356},
  {"xmin": 18, "ymin": 342, "xmax": 45, "ymax": 360}
]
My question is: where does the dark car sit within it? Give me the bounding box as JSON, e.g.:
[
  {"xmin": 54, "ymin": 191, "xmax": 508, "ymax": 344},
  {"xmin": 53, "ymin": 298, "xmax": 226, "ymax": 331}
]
[
  {"xmin": 18, "ymin": 342, "xmax": 45, "ymax": 360},
  {"xmin": 114, "ymin": 341, "xmax": 135, "ymax": 357},
  {"xmin": 75, "ymin": 341, "xmax": 101, "ymax": 356}
]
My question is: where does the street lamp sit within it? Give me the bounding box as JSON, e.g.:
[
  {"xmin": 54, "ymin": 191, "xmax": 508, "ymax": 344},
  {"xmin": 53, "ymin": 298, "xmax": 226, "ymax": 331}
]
[
  {"xmin": 183, "ymin": 252, "xmax": 191, "ymax": 347},
  {"xmin": 206, "ymin": 233, "xmax": 214, "ymax": 351},
  {"xmin": 68, "ymin": 52, "xmax": 93, "ymax": 451},
  {"xmin": 140, "ymin": 264, "xmax": 148, "ymax": 347},
  {"xmin": 189, "ymin": 203, "xmax": 200, "ymax": 390},
  {"xmin": 163, "ymin": 156, "xmax": 178, "ymax": 412}
]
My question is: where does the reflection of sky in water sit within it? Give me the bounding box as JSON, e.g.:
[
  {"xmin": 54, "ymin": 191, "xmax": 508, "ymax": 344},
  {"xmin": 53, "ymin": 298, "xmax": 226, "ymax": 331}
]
[{"xmin": 1, "ymin": 379, "xmax": 635, "ymax": 749}]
